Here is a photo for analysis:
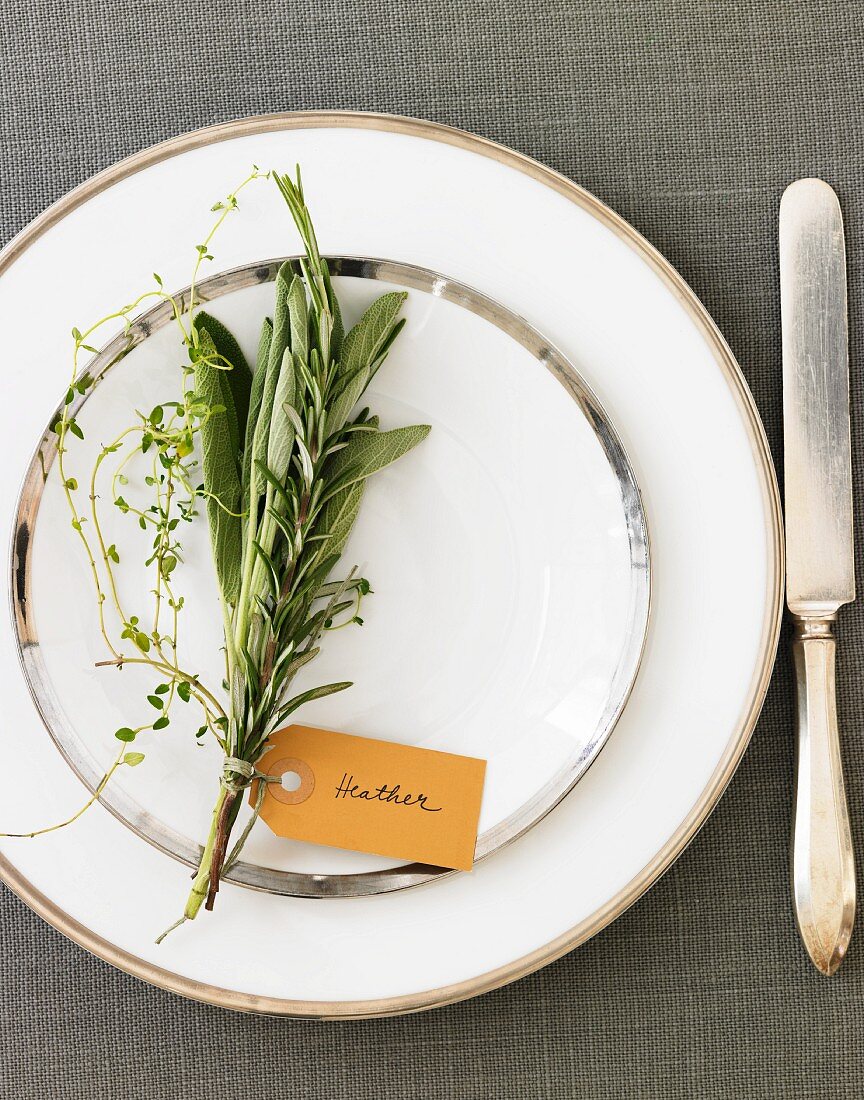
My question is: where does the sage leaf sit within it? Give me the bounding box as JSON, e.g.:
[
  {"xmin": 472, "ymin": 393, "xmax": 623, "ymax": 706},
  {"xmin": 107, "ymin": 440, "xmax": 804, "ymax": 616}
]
[
  {"xmin": 325, "ymin": 365, "xmax": 370, "ymax": 439},
  {"xmin": 196, "ymin": 329, "xmax": 240, "ymax": 461},
  {"xmin": 269, "ymin": 263, "xmax": 295, "ymax": 375},
  {"xmin": 194, "ymin": 311, "xmax": 253, "ymax": 443},
  {"xmin": 314, "ymin": 481, "xmax": 365, "ymax": 561},
  {"xmin": 323, "ymin": 424, "xmax": 431, "ymax": 495},
  {"xmin": 252, "ymin": 265, "xmax": 294, "ymax": 473},
  {"xmin": 287, "ymin": 274, "xmax": 309, "ymax": 364},
  {"xmin": 242, "ymin": 317, "xmax": 272, "ymax": 500},
  {"xmin": 266, "ymin": 349, "xmax": 297, "ymax": 483},
  {"xmin": 195, "ymin": 330, "xmax": 242, "ymax": 603},
  {"xmin": 340, "ymin": 292, "xmax": 407, "ymax": 378}
]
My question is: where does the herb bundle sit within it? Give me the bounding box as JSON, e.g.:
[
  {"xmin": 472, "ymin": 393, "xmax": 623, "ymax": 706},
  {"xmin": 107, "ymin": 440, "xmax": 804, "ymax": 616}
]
[
  {"xmin": 3, "ymin": 168, "xmax": 429, "ymax": 937},
  {"xmin": 178, "ymin": 171, "xmax": 429, "ymax": 930}
]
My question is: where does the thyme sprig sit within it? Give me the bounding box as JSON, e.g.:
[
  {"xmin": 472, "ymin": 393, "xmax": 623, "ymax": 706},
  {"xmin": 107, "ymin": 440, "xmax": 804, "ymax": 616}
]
[
  {"xmin": 2, "ymin": 172, "xmax": 266, "ymax": 843},
  {"xmin": 52, "ymin": 168, "xmax": 269, "ymax": 758}
]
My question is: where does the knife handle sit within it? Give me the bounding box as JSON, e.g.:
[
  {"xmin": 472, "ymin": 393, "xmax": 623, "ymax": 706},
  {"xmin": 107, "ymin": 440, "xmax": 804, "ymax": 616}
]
[{"xmin": 791, "ymin": 615, "xmax": 855, "ymax": 975}]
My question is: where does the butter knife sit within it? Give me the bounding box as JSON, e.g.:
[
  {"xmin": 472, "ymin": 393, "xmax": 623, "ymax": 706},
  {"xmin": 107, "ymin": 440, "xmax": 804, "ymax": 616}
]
[{"xmin": 780, "ymin": 178, "xmax": 856, "ymax": 975}]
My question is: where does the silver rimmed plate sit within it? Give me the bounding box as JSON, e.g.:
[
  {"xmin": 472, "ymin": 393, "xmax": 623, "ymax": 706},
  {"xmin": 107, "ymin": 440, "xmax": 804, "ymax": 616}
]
[{"xmin": 12, "ymin": 256, "xmax": 649, "ymax": 897}]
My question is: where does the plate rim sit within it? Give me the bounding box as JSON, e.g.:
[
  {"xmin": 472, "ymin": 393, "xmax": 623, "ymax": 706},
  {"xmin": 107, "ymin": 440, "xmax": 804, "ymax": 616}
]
[{"xmin": 0, "ymin": 109, "xmax": 784, "ymax": 1018}]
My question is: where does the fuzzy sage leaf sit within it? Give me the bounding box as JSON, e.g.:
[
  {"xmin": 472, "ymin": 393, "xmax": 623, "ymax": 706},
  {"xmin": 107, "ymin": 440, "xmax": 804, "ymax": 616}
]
[
  {"xmin": 194, "ymin": 311, "xmax": 253, "ymax": 444},
  {"xmin": 194, "ymin": 329, "xmax": 243, "ymax": 604}
]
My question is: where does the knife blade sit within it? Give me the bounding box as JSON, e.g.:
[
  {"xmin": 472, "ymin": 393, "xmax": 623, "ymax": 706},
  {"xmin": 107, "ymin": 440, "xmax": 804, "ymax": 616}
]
[
  {"xmin": 781, "ymin": 179, "xmax": 855, "ymax": 614},
  {"xmin": 780, "ymin": 177, "xmax": 856, "ymax": 976}
]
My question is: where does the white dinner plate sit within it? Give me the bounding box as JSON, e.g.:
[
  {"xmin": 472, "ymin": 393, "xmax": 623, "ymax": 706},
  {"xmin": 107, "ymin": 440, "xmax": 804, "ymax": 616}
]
[
  {"xmin": 14, "ymin": 255, "xmax": 649, "ymax": 896},
  {"xmin": 0, "ymin": 113, "xmax": 782, "ymax": 1017}
]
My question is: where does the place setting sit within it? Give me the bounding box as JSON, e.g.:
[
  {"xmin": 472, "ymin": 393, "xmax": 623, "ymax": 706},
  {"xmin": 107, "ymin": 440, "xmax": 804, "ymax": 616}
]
[{"xmin": 2, "ymin": 110, "xmax": 827, "ymax": 1017}]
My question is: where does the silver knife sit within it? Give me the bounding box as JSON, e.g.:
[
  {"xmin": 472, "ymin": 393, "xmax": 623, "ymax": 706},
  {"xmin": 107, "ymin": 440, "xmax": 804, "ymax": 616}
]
[{"xmin": 780, "ymin": 178, "xmax": 856, "ymax": 975}]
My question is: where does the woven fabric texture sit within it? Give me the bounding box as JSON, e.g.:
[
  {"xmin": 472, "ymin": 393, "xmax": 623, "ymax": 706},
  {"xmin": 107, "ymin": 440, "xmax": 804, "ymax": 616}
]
[{"xmin": 2, "ymin": 1, "xmax": 863, "ymax": 1097}]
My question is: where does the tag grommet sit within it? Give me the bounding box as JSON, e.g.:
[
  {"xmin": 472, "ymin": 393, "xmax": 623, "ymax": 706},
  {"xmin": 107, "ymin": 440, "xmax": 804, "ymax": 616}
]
[{"xmin": 266, "ymin": 756, "xmax": 315, "ymax": 806}]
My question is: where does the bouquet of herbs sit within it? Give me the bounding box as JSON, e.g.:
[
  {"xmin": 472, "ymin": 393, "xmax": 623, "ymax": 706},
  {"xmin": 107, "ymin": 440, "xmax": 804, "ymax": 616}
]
[
  {"xmin": 179, "ymin": 172, "xmax": 429, "ymax": 930},
  {"xmin": 4, "ymin": 168, "xmax": 429, "ymax": 938}
]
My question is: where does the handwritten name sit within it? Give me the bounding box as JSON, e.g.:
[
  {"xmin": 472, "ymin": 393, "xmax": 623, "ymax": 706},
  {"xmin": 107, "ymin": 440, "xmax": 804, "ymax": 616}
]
[{"xmin": 334, "ymin": 772, "xmax": 442, "ymax": 812}]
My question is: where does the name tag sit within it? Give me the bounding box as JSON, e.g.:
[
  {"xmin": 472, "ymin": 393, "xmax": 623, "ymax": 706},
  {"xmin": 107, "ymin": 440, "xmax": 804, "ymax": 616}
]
[{"xmin": 251, "ymin": 724, "xmax": 487, "ymax": 871}]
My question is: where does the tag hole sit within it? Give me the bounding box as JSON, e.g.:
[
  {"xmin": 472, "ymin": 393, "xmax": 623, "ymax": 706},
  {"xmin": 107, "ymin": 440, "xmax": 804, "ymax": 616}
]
[{"xmin": 265, "ymin": 756, "xmax": 315, "ymax": 806}]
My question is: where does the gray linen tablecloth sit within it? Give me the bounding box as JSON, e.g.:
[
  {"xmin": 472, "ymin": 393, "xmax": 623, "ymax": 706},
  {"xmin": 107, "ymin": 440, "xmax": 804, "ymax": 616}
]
[{"xmin": 2, "ymin": 2, "xmax": 863, "ymax": 1097}]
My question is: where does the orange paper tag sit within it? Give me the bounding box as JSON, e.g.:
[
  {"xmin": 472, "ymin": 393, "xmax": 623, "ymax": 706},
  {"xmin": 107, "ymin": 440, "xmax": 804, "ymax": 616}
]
[{"xmin": 251, "ymin": 725, "xmax": 487, "ymax": 871}]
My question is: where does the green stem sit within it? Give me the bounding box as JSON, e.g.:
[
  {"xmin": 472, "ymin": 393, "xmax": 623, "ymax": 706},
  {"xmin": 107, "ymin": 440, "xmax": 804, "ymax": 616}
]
[
  {"xmin": 183, "ymin": 785, "xmax": 228, "ymax": 921},
  {"xmin": 0, "ymin": 749, "xmax": 125, "ymax": 838},
  {"xmin": 93, "ymin": 655, "xmax": 226, "ymax": 719}
]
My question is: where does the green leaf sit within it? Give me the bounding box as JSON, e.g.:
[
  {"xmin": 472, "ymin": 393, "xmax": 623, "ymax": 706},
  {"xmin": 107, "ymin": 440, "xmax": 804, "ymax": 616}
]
[
  {"xmin": 309, "ymin": 427, "xmax": 428, "ymax": 566},
  {"xmin": 275, "ymin": 681, "xmax": 353, "ymax": 724},
  {"xmin": 315, "ymin": 576, "xmax": 367, "ymax": 599},
  {"xmin": 115, "ymin": 728, "xmax": 136, "ymax": 743},
  {"xmin": 369, "ymin": 317, "xmax": 406, "ymax": 377},
  {"xmin": 255, "ymin": 459, "xmax": 293, "ymax": 511},
  {"xmin": 265, "ymin": 502, "xmax": 295, "ymax": 542},
  {"xmin": 325, "ymin": 365, "xmax": 370, "ymax": 439},
  {"xmin": 269, "ymin": 265, "xmax": 295, "ymax": 377},
  {"xmin": 196, "ymin": 328, "xmax": 240, "ymax": 460},
  {"xmin": 123, "ymin": 751, "xmax": 145, "ymax": 766},
  {"xmin": 272, "ymin": 646, "xmax": 320, "ymax": 694},
  {"xmin": 242, "ymin": 317, "xmax": 272, "ymax": 499},
  {"xmin": 324, "ymin": 425, "xmax": 430, "ymax": 496},
  {"xmin": 252, "ymin": 539, "xmax": 280, "ymax": 598},
  {"xmin": 147, "ymin": 694, "xmax": 164, "ymax": 710},
  {"xmin": 340, "ymin": 292, "xmax": 407, "ymax": 378},
  {"xmin": 194, "ymin": 311, "xmax": 253, "ymax": 442},
  {"xmin": 153, "ymin": 715, "xmax": 170, "ymax": 730},
  {"xmin": 195, "ymin": 329, "xmax": 243, "ymax": 603},
  {"xmin": 314, "ymin": 482, "xmax": 364, "ymax": 562},
  {"xmin": 154, "ymin": 683, "xmax": 170, "ymax": 695},
  {"xmin": 323, "ymin": 599, "xmax": 353, "ymax": 624},
  {"xmin": 322, "ymin": 262, "xmax": 344, "ymax": 361},
  {"xmin": 266, "ymin": 349, "xmax": 297, "ymax": 482},
  {"xmin": 251, "ymin": 265, "xmax": 294, "ymax": 479},
  {"xmin": 287, "ymin": 272, "xmax": 309, "ymax": 364},
  {"xmin": 177, "ymin": 681, "xmax": 192, "ymax": 703}
]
